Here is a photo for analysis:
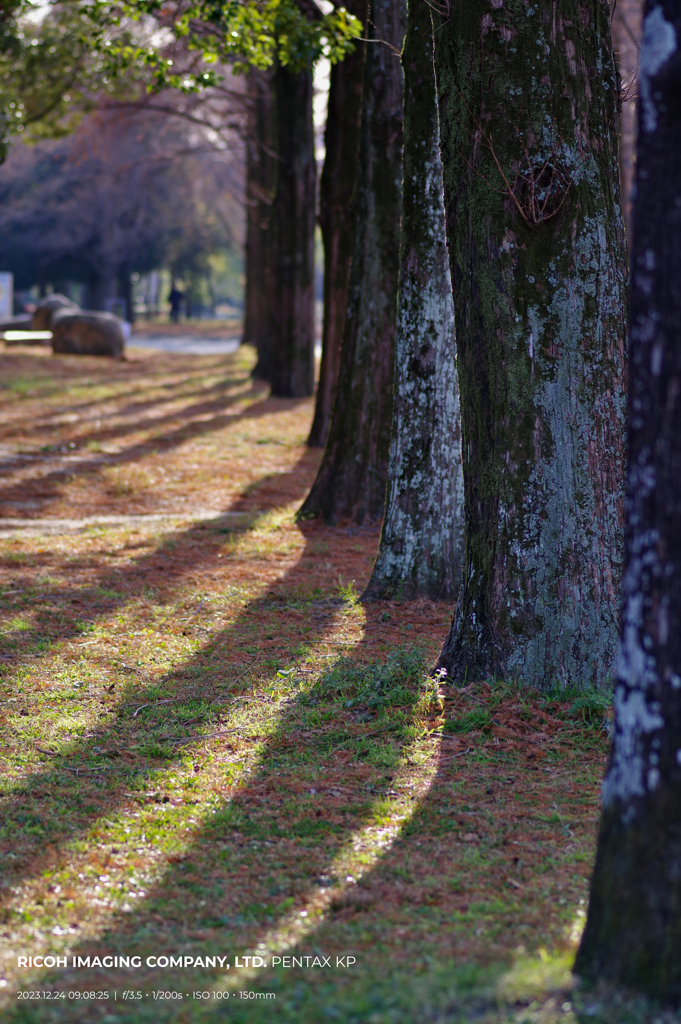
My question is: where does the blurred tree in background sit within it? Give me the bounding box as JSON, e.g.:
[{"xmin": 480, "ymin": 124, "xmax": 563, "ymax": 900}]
[
  {"xmin": 0, "ymin": 1, "xmax": 249, "ymax": 317},
  {"xmin": 0, "ymin": 101, "xmax": 243, "ymax": 318},
  {"xmin": 0, "ymin": 0, "xmax": 360, "ymax": 348}
]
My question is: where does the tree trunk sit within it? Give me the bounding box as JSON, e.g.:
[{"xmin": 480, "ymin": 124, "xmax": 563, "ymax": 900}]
[
  {"xmin": 432, "ymin": 0, "xmax": 628, "ymax": 688},
  {"xmin": 307, "ymin": 0, "xmax": 368, "ymax": 447},
  {"xmin": 89, "ymin": 268, "xmax": 116, "ymax": 312},
  {"xmin": 298, "ymin": 0, "xmax": 406, "ymax": 522},
  {"xmin": 119, "ymin": 266, "xmax": 134, "ymax": 324},
  {"xmin": 243, "ymin": 70, "xmax": 276, "ymax": 381},
  {"xmin": 575, "ymin": 2, "xmax": 681, "ymax": 996},
  {"xmin": 269, "ymin": 62, "xmax": 316, "ymax": 398},
  {"xmin": 363, "ymin": 0, "xmax": 462, "ymax": 600}
]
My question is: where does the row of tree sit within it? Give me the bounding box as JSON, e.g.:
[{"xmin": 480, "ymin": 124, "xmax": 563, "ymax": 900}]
[
  {"xmin": 235, "ymin": 0, "xmax": 681, "ymax": 999},
  {"xmin": 0, "ymin": 103, "xmax": 243, "ymax": 313},
  {"xmin": 6, "ymin": 0, "xmax": 681, "ymax": 1001},
  {"xmin": 241, "ymin": 0, "xmax": 627, "ymax": 689}
]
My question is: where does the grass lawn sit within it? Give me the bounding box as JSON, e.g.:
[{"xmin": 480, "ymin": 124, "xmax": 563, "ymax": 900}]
[{"xmin": 0, "ymin": 341, "xmax": 661, "ymax": 1023}]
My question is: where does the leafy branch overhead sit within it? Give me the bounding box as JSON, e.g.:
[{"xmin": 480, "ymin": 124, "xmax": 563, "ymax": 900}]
[
  {"xmin": 0, "ymin": 2, "xmax": 143, "ymax": 156},
  {"xmin": 102, "ymin": 0, "xmax": 363, "ymax": 86},
  {"xmin": 0, "ymin": 0, "xmax": 361, "ymax": 160}
]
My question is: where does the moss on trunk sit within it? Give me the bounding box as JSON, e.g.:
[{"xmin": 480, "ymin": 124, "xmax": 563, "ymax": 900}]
[
  {"xmin": 298, "ymin": 0, "xmax": 406, "ymax": 523},
  {"xmin": 433, "ymin": 0, "xmax": 628, "ymax": 687},
  {"xmin": 364, "ymin": 0, "xmax": 463, "ymax": 600}
]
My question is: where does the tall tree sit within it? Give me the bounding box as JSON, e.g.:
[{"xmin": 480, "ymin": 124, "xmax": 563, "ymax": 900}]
[
  {"xmin": 432, "ymin": 0, "xmax": 628, "ymax": 687},
  {"xmin": 307, "ymin": 0, "xmax": 367, "ymax": 446},
  {"xmin": 299, "ymin": 0, "xmax": 407, "ymax": 523},
  {"xmin": 243, "ymin": 69, "xmax": 276, "ymax": 380},
  {"xmin": 269, "ymin": 60, "xmax": 316, "ymax": 397},
  {"xmin": 575, "ymin": 1, "xmax": 681, "ymax": 996},
  {"xmin": 79, "ymin": 0, "xmax": 361, "ymax": 387},
  {"xmin": 363, "ymin": 0, "xmax": 462, "ymax": 599}
]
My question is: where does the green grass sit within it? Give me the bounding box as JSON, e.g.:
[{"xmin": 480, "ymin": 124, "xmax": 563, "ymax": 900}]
[
  {"xmin": 444, "ymin": 708, "xmax": 491, "ymax": 733},
  {"xmin": 0, "ymin": 346, "xmax": 630, "ymax": 1024}
]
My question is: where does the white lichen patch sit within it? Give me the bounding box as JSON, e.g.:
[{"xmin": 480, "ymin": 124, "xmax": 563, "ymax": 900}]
[
  {"xmin": 504, "ymin": 213, "xmax": 627, "ymax": 688},
  {"xmin": 370, "ymin": 77, "xmax": 463, "ymax": 598},
  {"xmin": 603, "ymin": 685, "xmax": 664, "ymax": 806},
  {"xmin": 603, "ymin": 506, "xmax": 664, "ymax": 806}
]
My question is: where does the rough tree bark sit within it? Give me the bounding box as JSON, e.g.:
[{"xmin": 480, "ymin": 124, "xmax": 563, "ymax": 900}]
[
  {"xmin": 298, "ymin": 0, "xmax": 406, "ymax": 522},
  {"xmin": 575, "ymin": 1, "xmax": 681, "ymax": 997},
  {"xmin": 363, "ymin": 0, "xmax": 463, "ymax": 599},
  {"xmin": 307, "ymin": 0, "xmax": 367, "ymax": 447},
  {"xmin": 433, "ymin": 0, "xmax": 629, "ymax": 688},
  {"xmin": 269, "ymin": 62, "xmax": 316, "ymax": 397},
  {"xmin": 243, "ymin": 70, "xmax": 276, "ymax": 381}
]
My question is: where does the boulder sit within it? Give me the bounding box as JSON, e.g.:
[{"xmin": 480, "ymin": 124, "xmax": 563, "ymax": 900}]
[
  {"xmin": 51, "ymin": 310, "xmax": 125, "ymax": 358},
  {"xmin": 31, "ymin": 294, "xmax": 79, "ymax": 331}
]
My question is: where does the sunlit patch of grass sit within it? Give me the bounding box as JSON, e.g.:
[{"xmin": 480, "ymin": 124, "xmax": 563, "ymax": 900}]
[
  {"xmin": 217, "ymin": 708, "xmax": 440, "ymax": 1000},
  {"xmin": 2, "ymin": 375, "xmax": 62, "ymax": 399},
  {"xmin": 496, "ymin": 946, "xmax": 575, "ymax": 1005},
  {"xmin": 0, "ymin": 695, "xmax": 286, "ymax": 963},
  {"xmin": 2, "ymin": 615, "xmax": 31, "ymax": 632},
  {"xmin": 102, "ymin": 466, "xmax": 154, "ymax": 498}
]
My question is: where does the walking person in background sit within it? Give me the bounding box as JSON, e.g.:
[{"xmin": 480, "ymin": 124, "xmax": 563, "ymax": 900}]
[{"xmin": 168, "ymin": 283, "xmax": 184, "ymax": 323}]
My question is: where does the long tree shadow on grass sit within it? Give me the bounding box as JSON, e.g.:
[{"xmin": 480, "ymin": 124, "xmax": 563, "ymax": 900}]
[
  {"xmin": 3, "ymin": 660, "xmax": 610, "ymax": 1023},
  {"xmin": 32, "ymin": 362, "xmax": 252, "ymax": 425},
  {"xmin": 0, "ymin": 448, "xmax": 322, "ymax": 671},
  {"xmin": 198, "ymin": 689, "xmax": 610, "ymax": 1024},
  {"xmin": 0, "ymin": 461, "xmax": 371, "ymax": 899},
  {"xmin": 2, "ymin": 351, "xmax": 249, "ymax": 429},
  {"xmin": 14, "ymin": 362, "xmax": 268, "ymax": 474},
  {"xmin": 3, "ymin": 642, "xmax": 433, "ymax": 1024},
  {"xmin": 180, "ymin": 692, "xmax": 607, "ymax": 1024},
  {"xmin": 0, "ymin": 388, "xmax": 309, "ymax": 515}
]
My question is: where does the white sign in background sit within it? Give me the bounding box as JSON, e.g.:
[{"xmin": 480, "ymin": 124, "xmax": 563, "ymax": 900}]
[{"xmin": 0, "ymin": 273, "xmax": 13, "ymax": 319}]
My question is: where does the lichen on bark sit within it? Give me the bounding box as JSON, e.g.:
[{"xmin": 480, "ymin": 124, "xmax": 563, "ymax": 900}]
[
  {"xmin": 298, "ymin": 0, "xmax": 406, "ymax": 523},
  {"xmin": 576, "ymin": 1, "xmax": 681, "ymax": 996},
  {"xmin": 433, "ymin": 0, "xmax": 628, "ymax": 688},
  {"xmin": 363, "ymin": 0, "xmax": 463, "ymax": 600}
]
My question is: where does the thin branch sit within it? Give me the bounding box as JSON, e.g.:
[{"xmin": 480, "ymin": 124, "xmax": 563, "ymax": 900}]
[
  {"xmin": 421, "ymin": 0, "xmax": 450, "ymax": 18},
  {"xmin": 361, "ymin": 19, "xmax": 403, "ymax": 55}
]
